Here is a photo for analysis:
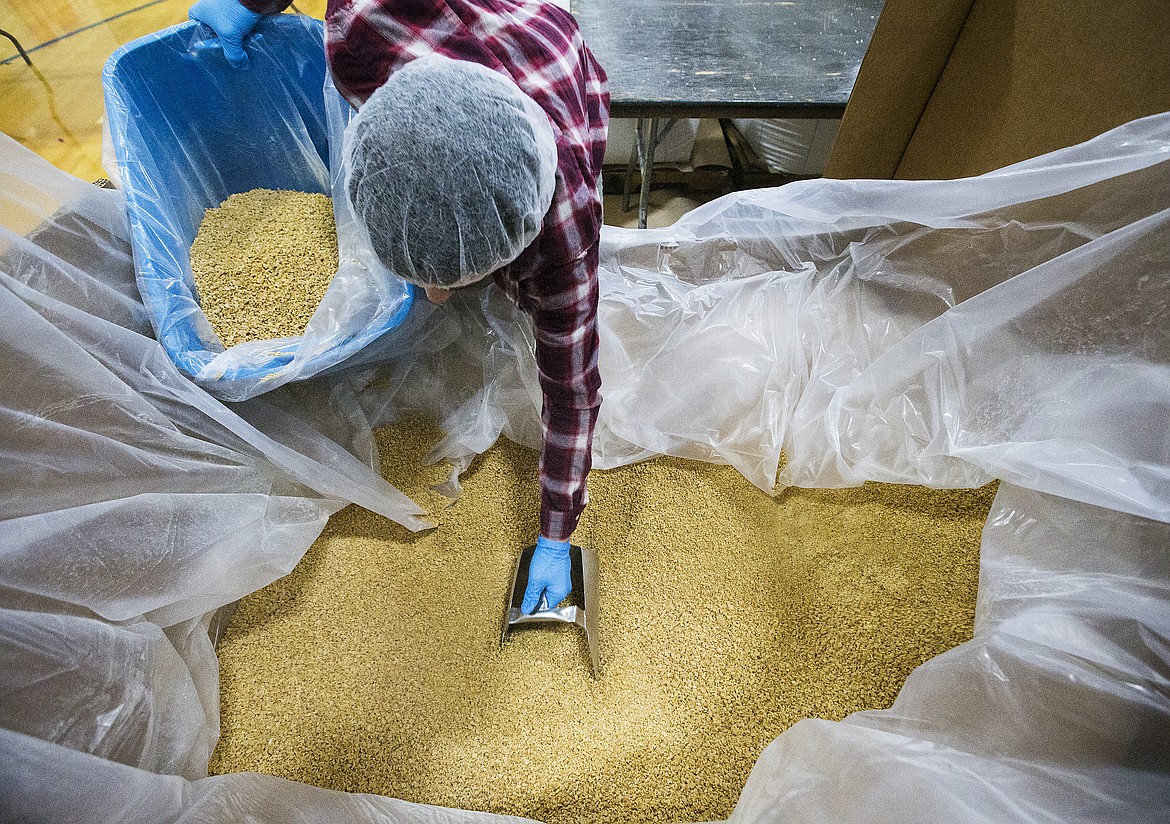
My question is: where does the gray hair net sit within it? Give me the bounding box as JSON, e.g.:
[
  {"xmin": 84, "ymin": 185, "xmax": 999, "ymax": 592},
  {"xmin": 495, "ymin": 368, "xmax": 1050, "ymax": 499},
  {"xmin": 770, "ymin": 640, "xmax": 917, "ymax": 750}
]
[{"xmin": 344, "ymin": 53, "xmax": 558, "ymax": 289}]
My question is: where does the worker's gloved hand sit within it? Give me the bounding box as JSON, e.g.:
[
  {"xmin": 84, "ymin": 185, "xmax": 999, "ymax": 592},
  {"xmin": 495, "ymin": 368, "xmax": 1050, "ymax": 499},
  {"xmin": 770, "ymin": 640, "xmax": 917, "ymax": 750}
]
[
  {"xmin": 521, "ymin": 535, "xmax": 572, "ymax": 615},
  {"xmin": 189, "ymin": 0, "xmax": 263, "ymax": 68}
]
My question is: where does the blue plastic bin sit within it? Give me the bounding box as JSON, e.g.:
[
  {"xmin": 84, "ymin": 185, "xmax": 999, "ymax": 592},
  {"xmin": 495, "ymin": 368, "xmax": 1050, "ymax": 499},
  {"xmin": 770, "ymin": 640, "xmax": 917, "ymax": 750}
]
[{"xmin": 103, "ymin": 16, "xmax": 414, "ymax": 400}]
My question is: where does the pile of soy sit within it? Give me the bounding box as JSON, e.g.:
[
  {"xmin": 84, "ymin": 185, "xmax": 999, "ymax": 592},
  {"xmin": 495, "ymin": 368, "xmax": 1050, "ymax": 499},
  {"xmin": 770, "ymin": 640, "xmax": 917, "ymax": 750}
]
[
  {"xmin": 210, "ymin": 418, "xmax": 997, "ymax": 824},
  {"xmin": 189, "ymin": 189, "xmax": 337, "ymax": 347}
]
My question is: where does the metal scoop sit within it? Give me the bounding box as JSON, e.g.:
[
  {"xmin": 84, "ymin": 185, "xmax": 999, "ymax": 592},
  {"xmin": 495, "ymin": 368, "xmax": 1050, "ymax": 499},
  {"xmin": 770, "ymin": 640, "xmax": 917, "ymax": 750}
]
[{"xmin": 500, "ymin": 543, "xmax": 601, "ymax": 679}]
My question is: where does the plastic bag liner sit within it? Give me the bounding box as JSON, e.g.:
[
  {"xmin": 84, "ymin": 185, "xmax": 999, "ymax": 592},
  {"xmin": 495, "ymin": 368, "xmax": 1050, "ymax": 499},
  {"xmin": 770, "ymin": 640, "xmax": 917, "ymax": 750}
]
[
  {"xmin": 101, "ymin": 15, "xmax": 414, "ymax": 402},
  {"xmin": 0, "ymin": 130, "xmax": 430, "ymax": 793},
  {"xmin": 364, "ymin": 112, "xmax": 1170, "ymax": 509},
  {"xmin": 2, "ymin": 107, "xmax": 1169, "ymax": 823}
]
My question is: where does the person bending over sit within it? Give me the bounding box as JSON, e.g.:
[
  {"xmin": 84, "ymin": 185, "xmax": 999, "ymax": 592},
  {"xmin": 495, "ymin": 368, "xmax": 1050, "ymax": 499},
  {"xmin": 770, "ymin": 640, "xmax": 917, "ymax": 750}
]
[{"xmin": 189, "ymin": 0, "xmax": 609, "ymax": 614}]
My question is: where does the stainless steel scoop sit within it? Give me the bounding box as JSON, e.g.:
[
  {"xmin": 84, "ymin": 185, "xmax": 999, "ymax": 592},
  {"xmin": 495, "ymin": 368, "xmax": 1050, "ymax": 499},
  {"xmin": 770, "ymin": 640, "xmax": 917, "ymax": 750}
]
[{"xmin": 500, "ymin": 543, "xmax": 601, "ymax": 679}]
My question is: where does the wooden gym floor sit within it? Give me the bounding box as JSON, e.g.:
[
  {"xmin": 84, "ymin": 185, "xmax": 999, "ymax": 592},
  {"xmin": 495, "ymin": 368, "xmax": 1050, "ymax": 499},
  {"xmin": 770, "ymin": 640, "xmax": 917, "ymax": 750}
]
[{"xmin": 2, "ymin": 1, "xmax": 318, "ymax": 182}]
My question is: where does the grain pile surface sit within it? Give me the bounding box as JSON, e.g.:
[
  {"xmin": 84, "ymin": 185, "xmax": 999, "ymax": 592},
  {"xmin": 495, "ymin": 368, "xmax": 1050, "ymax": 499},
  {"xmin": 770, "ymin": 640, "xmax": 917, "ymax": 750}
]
[
  {"xmin": 211, "ymin": 418, "xmax": 996, "ymax": 824},
  {"xmin": 189, "ymin": 189, "xmax": 338, "ymax": 347}
]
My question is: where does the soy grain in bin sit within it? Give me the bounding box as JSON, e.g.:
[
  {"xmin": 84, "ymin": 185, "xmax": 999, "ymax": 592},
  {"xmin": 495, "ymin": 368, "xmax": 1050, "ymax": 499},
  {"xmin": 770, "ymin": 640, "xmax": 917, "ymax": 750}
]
[{"xmin": 102, "ymin": 16, "xmax": 414, "ymax": 402}]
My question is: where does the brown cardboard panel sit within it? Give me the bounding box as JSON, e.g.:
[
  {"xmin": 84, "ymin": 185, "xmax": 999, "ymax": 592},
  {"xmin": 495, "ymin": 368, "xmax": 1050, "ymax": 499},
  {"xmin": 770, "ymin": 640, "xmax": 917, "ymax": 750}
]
[
  {"xmin": 823, "ymin": 0, "xmax": 977, "ymax": 180},
  {"xmin": 896, "ymin": 0, "xmax": 1170, "ymax": 179}
]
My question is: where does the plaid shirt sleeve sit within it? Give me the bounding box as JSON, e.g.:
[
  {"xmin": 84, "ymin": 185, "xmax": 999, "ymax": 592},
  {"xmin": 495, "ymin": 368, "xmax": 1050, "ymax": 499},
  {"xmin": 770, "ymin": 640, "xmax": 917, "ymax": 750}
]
[
  {"xmin": 503, "ymin": 238, "xmax": 603, "ymax": 542},
  {"xmin": 486, "ymin": 11, "xmax": 608, "ymax": 542},
  {"xmin": 325, "ymin": 0, "xmax": 609, "ymax": 540}
]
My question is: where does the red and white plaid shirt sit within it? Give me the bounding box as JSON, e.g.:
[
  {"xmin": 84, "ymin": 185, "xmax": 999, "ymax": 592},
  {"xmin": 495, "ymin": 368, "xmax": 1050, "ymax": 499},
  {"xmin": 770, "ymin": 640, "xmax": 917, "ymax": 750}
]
[{"xmin": 246, "ymin": 0, "xmax": 609, "ymax": 540}]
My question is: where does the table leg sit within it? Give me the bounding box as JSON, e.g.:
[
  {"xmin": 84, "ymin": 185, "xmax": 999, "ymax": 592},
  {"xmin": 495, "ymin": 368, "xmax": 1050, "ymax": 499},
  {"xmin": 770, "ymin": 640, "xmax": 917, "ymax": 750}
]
[
  {"xmin": 718, "ymin": 118, "xmax": 747, "ymax": 190},
  {"xmin": 621, "ymin": 117, "xmax": 643, "ymax": 214},
  {"xmin": 621, "ymin": 117, "xmax": 679, "ymax": 227},
  {"xmin": 637, "ymin": 117, "xmax": 659, "ymax": 229}
]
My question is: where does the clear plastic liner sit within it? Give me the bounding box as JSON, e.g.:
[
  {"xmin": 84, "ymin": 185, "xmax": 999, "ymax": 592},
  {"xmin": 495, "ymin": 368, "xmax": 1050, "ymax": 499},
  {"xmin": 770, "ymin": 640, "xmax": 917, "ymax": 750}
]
[
  {"xmin": 374, "ymin": 112, "xmax": 1170, "ymax": 499},
  {"xmin": 0, "ymin": 612, "xmax": 214, "ymax": 777},
  {"xmin": 2, "ymin": 101, "xmax": 1169, "ymax": 824},
  {"xmin": 0, "ymin": 729, "xmax": 537, "ymax": 824},
  {"xmin": 0, "ymin": 131, "xmax": 429, "ymax": 790},
  {"xmin": 830, "ymin": 207, "xmax": 1170, "ymax": 521}
]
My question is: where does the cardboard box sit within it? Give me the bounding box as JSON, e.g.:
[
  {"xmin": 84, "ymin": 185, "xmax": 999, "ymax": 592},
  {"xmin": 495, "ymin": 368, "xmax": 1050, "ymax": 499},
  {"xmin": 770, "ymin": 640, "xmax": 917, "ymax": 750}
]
[{"xmin": 825, "ymin": 0, "xmax": 1170, "ymax": 180}]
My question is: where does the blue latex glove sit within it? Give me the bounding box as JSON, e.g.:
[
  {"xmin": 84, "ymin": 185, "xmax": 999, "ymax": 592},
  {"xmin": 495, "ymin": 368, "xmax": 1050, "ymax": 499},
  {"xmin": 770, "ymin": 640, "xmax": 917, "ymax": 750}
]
[
  {"xmin": 521, "ymin": 535, "xmax": 572, "ymax": 615},
  {"xmin": 189, "ymin": 0, "xmax": 264, "ymax": 68}
]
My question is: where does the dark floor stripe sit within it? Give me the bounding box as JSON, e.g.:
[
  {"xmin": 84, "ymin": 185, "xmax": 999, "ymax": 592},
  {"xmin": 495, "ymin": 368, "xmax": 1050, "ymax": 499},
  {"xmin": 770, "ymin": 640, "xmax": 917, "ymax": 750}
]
[{"xmin": 1, "ymin": 0, "xmax": 173, "ymax": 66}]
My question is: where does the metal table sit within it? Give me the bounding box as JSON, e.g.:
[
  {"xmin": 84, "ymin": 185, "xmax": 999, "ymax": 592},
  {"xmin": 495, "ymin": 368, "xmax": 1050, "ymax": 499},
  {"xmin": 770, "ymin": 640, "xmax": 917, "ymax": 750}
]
[{"xmin": 571, "ymin": 0, "xmax": 884, "ymax": 225}]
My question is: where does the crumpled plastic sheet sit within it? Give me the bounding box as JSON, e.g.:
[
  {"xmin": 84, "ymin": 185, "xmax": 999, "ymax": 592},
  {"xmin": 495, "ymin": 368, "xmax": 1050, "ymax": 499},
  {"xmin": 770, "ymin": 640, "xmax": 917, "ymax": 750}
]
[
  {"xmin": 0, "ymin": 133, "xmax": 438, "ymax": 814},
  {"xmin": 2, "ymin": 105, "xmax": 1169, "ymax": 822},
  {"xmin": 382, "ymin": 112, "xmax": 1170, "ymax": 510}
]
